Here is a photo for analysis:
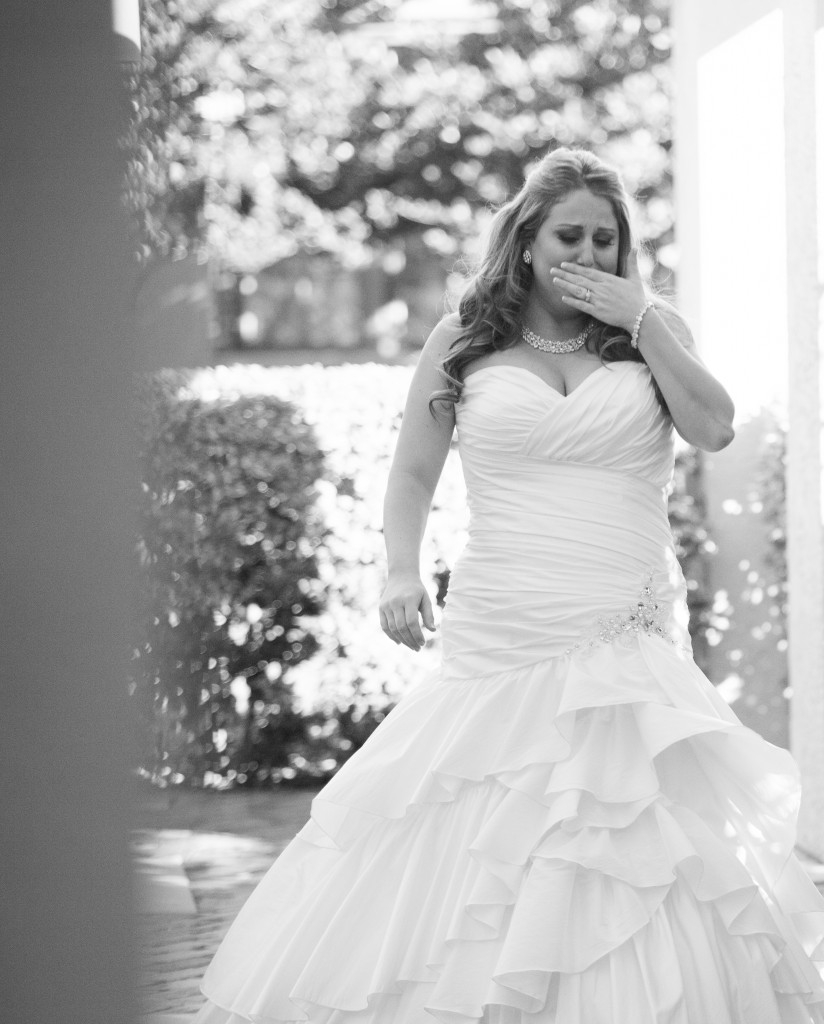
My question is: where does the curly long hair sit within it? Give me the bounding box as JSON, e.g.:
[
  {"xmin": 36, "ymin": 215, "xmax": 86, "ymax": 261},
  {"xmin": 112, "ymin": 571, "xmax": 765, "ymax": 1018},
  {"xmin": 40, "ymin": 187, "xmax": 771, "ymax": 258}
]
[{"xmin": 429, "ymin": 147, "xmax": 669, "ymax": 416}]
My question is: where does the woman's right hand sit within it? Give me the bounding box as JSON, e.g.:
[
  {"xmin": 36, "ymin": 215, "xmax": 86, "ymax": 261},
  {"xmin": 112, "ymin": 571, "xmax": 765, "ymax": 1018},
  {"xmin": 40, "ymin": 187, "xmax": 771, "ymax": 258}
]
[{"xmin": 379, "ymin": 572, "xmax": 436, "ymax": 651}]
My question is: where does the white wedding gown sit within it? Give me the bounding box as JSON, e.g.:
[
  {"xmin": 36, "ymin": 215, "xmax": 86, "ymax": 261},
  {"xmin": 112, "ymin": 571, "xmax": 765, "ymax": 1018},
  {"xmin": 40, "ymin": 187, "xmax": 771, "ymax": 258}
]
[{"xmin": 193, "ymin": 360, "xmax": 824, "ymax": 1024}]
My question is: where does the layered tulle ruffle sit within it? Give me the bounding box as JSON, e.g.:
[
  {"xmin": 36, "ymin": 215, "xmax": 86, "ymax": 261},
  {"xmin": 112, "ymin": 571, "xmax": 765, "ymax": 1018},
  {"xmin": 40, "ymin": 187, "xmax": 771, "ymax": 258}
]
[{"xmin": 194, "ymin": 634, "xmax": 824, "ymax": 1024}]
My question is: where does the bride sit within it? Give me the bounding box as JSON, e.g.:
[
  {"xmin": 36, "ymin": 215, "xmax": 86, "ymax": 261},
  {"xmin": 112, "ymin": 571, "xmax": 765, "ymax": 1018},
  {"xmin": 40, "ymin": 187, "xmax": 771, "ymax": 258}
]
[{"xmin": 193, "ymin": 148, "xmax": 824, "ymax": 1023}]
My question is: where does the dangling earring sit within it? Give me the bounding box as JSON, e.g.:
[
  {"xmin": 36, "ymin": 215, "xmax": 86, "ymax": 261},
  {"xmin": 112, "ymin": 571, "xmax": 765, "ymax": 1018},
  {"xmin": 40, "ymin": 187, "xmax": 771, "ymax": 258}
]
[{"xmin": 522, "ymin": 250, "xmax": 532, "ymax": 265}]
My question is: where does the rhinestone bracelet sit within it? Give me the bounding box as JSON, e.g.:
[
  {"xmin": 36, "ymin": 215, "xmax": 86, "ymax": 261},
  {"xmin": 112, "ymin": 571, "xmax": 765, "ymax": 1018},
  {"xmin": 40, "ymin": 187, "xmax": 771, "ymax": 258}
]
[{"xmin": 630, "ymin": 300, "xmax": 655, "ymax": 349}]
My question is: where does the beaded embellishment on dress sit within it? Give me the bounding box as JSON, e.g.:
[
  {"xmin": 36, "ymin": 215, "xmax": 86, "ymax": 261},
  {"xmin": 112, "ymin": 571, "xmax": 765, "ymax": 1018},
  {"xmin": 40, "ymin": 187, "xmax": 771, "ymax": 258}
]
[{"xmin": 564, "ymin": 567, "xmax": 688, "ymax": 658}]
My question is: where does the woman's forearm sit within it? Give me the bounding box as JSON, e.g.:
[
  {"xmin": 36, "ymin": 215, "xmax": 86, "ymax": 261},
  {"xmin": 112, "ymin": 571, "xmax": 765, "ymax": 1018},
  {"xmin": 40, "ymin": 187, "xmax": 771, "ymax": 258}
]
[
  {"xmin": 383, "ymin": 469, "xmax": 434, "ymax": 576},
  {"xmin": 636, "ymin": 308, "xmax": 735, "ymax": 452}
]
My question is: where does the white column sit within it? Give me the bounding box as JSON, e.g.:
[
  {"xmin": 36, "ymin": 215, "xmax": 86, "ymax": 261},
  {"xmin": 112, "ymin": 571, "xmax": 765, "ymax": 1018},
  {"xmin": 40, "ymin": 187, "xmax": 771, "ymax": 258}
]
[
  {"xmin": 783, "ymin": 0, "xmax": 824, "ymax": 857},
  {"xmin": 674, "ymin": 0, "xmax": 824, "ymax": 856},
  {"xmin": 112, "ymin": 0, "xmax": 141, "ymax": 64}
]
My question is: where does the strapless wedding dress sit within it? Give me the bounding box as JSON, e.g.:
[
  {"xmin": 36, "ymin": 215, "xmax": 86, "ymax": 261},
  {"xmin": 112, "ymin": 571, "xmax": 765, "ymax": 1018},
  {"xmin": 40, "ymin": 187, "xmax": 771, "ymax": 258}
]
[{"xmin": 193, "ymin": 360, "xmax": 824, "ymax": 1024}]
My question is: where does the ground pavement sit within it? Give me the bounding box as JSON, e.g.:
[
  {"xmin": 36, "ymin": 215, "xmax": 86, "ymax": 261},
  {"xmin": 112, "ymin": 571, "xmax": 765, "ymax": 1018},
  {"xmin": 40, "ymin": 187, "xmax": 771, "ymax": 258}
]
[
  {"xmin": 133, "ymin": 785, "xmax": 320, "ymax": 1024},
  {"xmin": 133, "ymin": 783, "xmax": 824, "ymax": 1024}
]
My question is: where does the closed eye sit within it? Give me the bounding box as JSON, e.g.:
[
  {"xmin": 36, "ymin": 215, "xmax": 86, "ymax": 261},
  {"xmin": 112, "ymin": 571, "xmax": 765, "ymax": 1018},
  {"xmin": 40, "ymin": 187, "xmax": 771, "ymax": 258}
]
[{"xmin": 557, "ymin": 234, "xmax": 616, "ymax": 247}]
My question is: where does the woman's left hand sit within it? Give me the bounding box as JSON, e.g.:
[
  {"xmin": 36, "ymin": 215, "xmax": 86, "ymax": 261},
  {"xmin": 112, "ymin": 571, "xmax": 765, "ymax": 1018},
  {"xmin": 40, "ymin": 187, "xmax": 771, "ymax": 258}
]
[{"xmin": 551, "ymin": 249, "xmax": 647, "ymax": 333}]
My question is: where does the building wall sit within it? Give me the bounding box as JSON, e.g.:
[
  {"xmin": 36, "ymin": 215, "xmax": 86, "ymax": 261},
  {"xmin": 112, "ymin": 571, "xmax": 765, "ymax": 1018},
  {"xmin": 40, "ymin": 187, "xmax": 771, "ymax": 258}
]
[{"xmin": 212, "ymin": 234, "xmax": 453, "ymax": 359}]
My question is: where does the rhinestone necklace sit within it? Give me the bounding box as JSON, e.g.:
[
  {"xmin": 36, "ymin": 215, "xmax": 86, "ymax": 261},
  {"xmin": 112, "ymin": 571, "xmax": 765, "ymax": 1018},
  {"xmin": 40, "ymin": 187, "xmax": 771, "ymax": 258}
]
[{"xmin": 521, "ymin": 321, "xmax": 594, "ymax": 354}]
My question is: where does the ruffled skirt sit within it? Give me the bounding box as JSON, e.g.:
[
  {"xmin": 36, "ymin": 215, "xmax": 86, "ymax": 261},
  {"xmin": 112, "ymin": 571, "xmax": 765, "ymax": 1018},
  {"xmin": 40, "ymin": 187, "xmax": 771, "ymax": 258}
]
[{"xmin": 193, "ymin": 633, "xmax": 824, "ymax": 1024}]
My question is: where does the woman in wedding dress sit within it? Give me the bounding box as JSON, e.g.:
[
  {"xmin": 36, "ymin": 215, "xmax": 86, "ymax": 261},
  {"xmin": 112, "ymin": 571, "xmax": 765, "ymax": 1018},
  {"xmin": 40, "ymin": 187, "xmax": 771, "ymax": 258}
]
[{"xmin": 193, "ymin": 148, "xmax": 824, "ymax": 1024}]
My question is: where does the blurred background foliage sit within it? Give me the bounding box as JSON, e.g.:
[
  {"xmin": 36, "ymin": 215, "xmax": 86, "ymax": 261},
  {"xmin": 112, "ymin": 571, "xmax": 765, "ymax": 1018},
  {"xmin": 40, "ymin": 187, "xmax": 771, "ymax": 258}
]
[{"xmin": 124, "ymin": 0, "xmax": 675, "ymax": 277}]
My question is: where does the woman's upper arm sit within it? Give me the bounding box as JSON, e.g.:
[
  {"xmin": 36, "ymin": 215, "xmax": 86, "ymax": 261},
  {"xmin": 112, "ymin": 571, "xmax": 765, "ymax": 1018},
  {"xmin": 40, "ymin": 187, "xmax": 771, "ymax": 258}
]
[{"xmin": 388, "ymin": 313, "xmax": 461, "ymax": 497}]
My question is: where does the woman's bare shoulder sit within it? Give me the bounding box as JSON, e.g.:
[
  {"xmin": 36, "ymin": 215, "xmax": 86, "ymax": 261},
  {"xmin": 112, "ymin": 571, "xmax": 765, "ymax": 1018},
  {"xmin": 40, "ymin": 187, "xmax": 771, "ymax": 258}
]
[{"xmin": 420, "ymin": 311, "xmax": 465, "ymax": 365}]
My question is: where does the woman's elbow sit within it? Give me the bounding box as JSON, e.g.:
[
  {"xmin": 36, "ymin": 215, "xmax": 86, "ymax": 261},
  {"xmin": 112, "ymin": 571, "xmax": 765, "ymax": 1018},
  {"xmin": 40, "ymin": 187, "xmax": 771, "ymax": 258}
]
[{"xmin": 697, "ymin": 424, "xmax": 736, "ymax": 452}]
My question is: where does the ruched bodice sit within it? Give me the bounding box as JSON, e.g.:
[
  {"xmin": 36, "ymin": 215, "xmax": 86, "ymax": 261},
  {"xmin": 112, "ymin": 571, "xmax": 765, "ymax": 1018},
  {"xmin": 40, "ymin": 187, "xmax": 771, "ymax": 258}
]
[
  {"xmin": 457, "ymin": 361, "xmax": 673, "ymax": 487},
  {"xmin": 442, "ymin": 361, "xmax": 691, "ymax": 678}
]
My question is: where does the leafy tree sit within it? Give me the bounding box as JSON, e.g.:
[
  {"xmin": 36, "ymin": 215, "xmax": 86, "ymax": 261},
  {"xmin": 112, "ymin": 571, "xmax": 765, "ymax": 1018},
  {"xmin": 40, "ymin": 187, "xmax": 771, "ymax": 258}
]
[
  {"xmin": 125, "ymin": 0, "xmax": 675, "ymax": 274},
  {"xmin": 301, "ymin": 0, "xmax": 674, "ymax": 251},
  {"xmin": 124, "ymin": 0, "xmax": 377, "ymax": 270}
]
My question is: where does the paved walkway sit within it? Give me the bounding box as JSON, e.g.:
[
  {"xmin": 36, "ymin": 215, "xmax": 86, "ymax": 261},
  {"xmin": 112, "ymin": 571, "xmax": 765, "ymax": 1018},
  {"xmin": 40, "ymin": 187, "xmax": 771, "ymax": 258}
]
[
  {"xmin": 133, "ymin": 786, "xmax": 824, "ymax": 1024},
  {"xmin": 133, "ymin": 786, "xmax": 318, "ymax": 1024}
]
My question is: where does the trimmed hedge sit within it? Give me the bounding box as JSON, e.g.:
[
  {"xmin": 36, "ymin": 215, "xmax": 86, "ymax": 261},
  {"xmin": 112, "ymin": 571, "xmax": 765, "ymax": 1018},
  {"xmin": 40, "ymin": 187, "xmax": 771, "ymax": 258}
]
[{"xmin": 131, "ymin": 370, "xmax": 328, "ymax": 788}]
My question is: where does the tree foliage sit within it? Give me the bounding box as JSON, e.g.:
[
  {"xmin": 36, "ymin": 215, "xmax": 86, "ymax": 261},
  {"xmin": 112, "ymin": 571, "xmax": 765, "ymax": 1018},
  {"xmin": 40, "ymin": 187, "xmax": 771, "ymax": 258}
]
[{"xmin": 125, "ymin": 0, "xmax": 675, "ymax": 273}]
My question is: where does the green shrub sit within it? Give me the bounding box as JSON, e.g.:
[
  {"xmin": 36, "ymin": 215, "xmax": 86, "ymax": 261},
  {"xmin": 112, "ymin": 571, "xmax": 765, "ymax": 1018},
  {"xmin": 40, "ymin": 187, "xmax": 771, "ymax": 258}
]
[{"xmin": 131, "ymin": 370, "xmax": 328, "ymax": 788}]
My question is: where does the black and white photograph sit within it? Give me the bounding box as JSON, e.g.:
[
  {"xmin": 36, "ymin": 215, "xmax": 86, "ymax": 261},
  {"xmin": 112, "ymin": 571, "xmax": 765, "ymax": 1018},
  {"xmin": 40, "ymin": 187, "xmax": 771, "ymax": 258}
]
[{"xmin": 2, "ymin": 2, "xmax": 824, "ymax": 1023}]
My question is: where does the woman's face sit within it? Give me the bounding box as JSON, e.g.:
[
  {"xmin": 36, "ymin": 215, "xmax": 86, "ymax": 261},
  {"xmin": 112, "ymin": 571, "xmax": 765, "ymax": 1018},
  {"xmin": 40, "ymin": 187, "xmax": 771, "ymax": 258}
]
[{"xmin": 527, "ymin": 189, "xmax": 621, "ymax": 305}]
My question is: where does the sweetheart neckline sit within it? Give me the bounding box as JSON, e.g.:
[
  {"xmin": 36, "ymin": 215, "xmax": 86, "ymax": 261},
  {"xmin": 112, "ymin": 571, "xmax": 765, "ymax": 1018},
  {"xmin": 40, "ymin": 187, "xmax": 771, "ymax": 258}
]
[{"xmin": 464, "ymin": 360, "xmax": 638, "ymax": 400}]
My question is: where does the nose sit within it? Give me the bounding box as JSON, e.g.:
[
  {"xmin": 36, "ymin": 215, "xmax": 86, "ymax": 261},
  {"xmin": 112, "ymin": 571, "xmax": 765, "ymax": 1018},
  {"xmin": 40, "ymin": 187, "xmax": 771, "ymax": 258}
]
[{"xmin": 576, "ymin": 238, "xmax": 595, "ymax": 266}]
